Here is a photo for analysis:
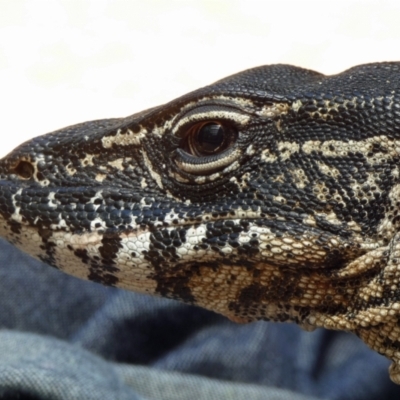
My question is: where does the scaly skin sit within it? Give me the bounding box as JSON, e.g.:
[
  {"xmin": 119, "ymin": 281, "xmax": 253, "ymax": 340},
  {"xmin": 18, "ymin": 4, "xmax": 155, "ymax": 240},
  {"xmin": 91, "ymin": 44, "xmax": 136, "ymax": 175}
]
[{"xmin": 1, "ymin": 62, "xmax": 400, "ymax": 382}]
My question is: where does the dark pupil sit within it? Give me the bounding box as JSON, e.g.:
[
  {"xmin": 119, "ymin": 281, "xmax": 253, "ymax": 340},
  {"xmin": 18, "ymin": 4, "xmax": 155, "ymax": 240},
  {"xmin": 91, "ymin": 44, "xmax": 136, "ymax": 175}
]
[{"xmin": 196, "ymin": 123, "xmax": 224, "ymax": 153}]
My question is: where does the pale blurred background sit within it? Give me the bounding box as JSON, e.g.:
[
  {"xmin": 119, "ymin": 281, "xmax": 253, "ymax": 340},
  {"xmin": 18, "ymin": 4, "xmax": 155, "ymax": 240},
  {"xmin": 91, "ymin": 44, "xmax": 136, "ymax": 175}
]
[{"xmin": 1, "ymin": 0, "xmax": 400, "ymax": 156}]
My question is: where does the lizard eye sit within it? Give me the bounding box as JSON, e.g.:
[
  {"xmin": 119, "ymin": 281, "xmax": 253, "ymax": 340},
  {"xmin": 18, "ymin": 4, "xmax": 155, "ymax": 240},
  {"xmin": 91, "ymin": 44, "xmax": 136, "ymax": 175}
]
[
  {"xmin": 183, "ymin": 121, "xmax": 236, "ymax": 157},
  {"xmin": 174, "ymin": 120, "xmax": 240, "ymax": 176},
  {"xmin": 181, "ymin": 121, "xmax": 237, "ymax": 157}
]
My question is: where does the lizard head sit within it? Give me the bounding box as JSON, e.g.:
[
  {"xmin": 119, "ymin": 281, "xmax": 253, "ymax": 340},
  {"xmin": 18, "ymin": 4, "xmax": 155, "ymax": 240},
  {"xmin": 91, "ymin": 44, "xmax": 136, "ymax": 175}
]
[{"xmin": 0, "ymin": 63, "xmax": 399, "ymax": 337}]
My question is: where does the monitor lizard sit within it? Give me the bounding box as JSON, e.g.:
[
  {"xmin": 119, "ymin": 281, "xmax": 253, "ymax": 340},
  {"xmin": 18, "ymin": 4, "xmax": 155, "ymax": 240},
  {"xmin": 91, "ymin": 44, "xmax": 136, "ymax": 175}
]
[{"xmin": 1, "ymin": 62, "xmax": 400, "ymax": 383}]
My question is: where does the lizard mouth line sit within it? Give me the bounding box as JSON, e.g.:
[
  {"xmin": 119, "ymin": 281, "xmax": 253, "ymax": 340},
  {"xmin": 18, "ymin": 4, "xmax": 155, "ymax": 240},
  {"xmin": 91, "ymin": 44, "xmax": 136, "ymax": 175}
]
[{"xmin": 0, "ymin": 179, "xmax": 378, "ymax": 270}]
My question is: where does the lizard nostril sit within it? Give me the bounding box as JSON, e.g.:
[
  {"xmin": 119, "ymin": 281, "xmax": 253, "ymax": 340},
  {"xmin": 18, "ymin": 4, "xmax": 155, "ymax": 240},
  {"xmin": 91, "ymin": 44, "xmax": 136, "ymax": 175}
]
[{"xmin": 14, "ymin": 160, "xmax": 34, "ymax": 179}]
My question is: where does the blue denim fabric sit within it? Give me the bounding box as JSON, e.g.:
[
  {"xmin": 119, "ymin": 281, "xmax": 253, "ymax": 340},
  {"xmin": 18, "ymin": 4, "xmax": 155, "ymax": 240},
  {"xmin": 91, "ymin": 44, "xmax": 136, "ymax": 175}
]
[{"xmin": 0, "ymin": 238, "xmax": 399, "ymax": 399}]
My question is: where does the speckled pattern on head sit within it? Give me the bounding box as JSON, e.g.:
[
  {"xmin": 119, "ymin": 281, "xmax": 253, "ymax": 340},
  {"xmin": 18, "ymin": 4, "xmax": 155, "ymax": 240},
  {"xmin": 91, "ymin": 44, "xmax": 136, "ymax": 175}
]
[{"xmin": 2, "ymin": 62, "xmax": 400, "ymax": 382}]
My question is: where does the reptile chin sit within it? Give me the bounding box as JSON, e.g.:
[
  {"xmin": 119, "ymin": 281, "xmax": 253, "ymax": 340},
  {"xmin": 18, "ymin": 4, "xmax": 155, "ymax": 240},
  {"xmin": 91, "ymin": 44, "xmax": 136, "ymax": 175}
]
[{"xmin": 2, "ymin": 62, "xmax": 400, "ymax": 383}]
